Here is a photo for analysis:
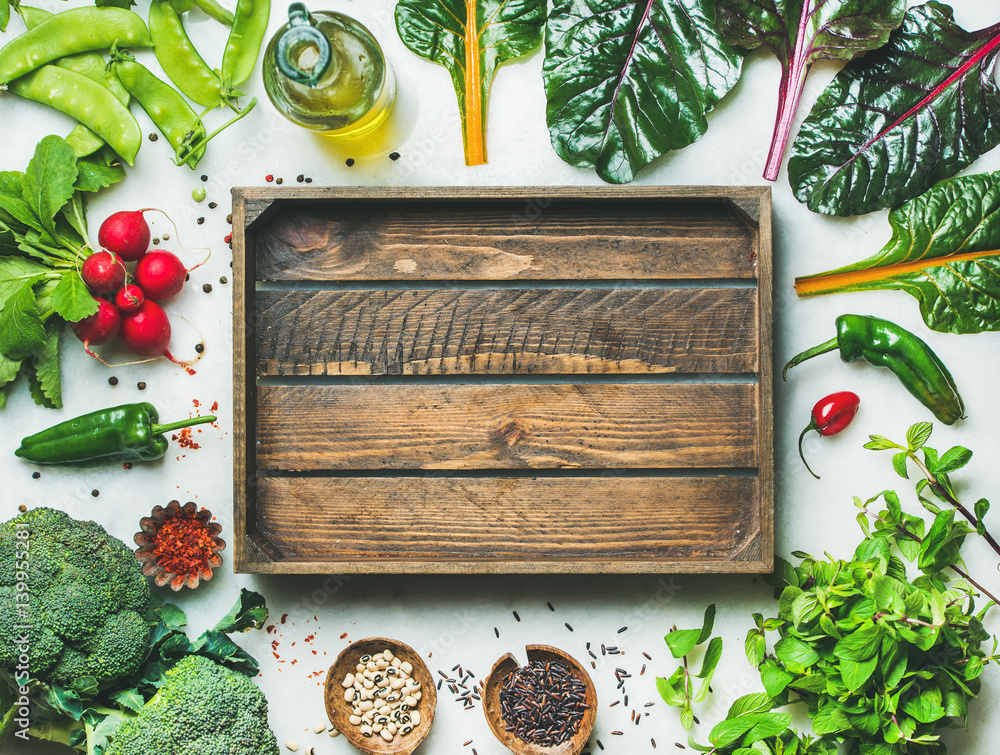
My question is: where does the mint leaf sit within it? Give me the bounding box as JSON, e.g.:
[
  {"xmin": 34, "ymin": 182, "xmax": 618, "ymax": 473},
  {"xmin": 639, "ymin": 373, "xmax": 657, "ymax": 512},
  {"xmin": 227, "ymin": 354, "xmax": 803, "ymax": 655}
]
[
  {"xmin": 841, "ymin": 655, "xmax": 878, "ymax": 692},
  {"xmin": 665, "ymin": 604, "xmax": 717, "ymax": 658},
  {"xmin": 23, "ymin": 136, "xmax": 78, "ymax": 236},
  {"xmin": 727, "ymin": 692, "xmax": 773, "ymax": 720},
  {"xmin": 937, "ymin": 446, "xmax": 972, "ymax": 474},
  {"xmin": 50, "ymin": 272, "xmax": 98, "ymax": 322},
  {"xmin": 974, "ymin": 498, "xmax": 990, "ymax": 536},
  {"xmin": 865, "ymin": 434, "xmax": 902, "ymax": 451},
  {"xmin": 892, "ymin": 451, "xmax": 909, "ymax": 479},
  {"xmin": 0, "ymin": 282, "xmax": 46, "ymax": 360},
  {"xmin": 774, "ymin": 637, "xmax": 819, "ymax": 668},
  {"xmin": 907, "ymin": 422, "xmax": 933, "ymax": 451}
]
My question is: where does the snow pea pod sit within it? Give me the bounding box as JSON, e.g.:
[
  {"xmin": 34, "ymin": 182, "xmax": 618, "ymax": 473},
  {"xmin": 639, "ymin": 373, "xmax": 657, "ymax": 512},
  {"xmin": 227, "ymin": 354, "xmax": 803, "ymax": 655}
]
[
  {"xmin": 18, "ymin": 6, "xmax": 132, "ymax": 159},
  {"xmin": 1, "ymin": 2, "xmax": 10, "ymax": 33},
  {"xmin": 149, "ymin": 0, "xmax": 223, "ymax": 107},
  {"xmin": 221, "ymin": 0, "xmax": 270, "ymax": 87},
  {"xmin": 7, "ymin": 67, "xmax": 142, "ymax": 165},
  {"xmin": 113, "ymin": 57, "xmax": 207, "ymax": 169},
  {"xmin": 0, "ymin": 7, "xmax": 152, "ymax": 85}
]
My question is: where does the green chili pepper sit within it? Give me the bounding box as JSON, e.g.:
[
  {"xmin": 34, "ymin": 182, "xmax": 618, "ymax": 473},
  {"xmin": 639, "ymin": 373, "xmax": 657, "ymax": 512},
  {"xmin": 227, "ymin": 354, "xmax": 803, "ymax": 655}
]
[
  {"xmin": 7, "ymin": 66, "xmax": 143, "ymax": 165},
  {"xmin": 221, "ymin": 0, "xmax": 270, "ymax": 89},
  {"xmin": 149, "ymin": 0, "xmax": 224, "ymax": 107},
  {"xmin": 15, "ymin": 402, "xmax": 217, "ymax": 467},
  {"xmin": 783, "ymin": 314, "xmax": 965, "ymax": 425},
  {"xmin": 0, "ymin": 7, "xmax": 152, "ymax": 85},
  {"xmin": 112, "ymin": 55, "xmax": 208, "ymax": 169}
]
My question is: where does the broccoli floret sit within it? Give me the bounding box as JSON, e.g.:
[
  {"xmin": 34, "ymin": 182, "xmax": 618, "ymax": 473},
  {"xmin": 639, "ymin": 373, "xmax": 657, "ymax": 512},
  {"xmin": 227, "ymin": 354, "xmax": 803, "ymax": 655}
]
[
  {"xmin": 106, "ymin": 655, "xmax": 280, "ymax": 755},
  {"xmin": 0, "ymin": 508, "xmax": 153, "ymax": 689}
]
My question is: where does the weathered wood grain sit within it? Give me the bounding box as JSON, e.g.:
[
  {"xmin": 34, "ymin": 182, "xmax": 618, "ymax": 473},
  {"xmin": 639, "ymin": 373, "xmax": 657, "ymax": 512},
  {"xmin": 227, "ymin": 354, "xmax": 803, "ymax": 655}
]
[
  {"xmin": 255, "ymin": 198, "xmax": 755, "ymax": 281},
  {"xmin": 256, "ymin": 383, "xmax": 758, "ymax": 470},
  {"xmin": 253, "ymin": 476, "xmax": 761, "ymax": 566},
  {"xmin": 255, "ymin": 288, "xmax": 758, "ymax": 376}
]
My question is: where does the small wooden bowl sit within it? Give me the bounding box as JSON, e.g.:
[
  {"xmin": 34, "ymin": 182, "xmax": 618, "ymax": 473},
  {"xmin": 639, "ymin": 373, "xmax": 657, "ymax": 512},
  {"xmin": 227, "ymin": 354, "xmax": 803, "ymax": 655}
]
[
  {"xmin": 325, "ymin": 637, "xmax": 437, "ymax": 755},
  {"xmin": 482, "ymin": 644, "xmax": 597, "ymax": 755}
]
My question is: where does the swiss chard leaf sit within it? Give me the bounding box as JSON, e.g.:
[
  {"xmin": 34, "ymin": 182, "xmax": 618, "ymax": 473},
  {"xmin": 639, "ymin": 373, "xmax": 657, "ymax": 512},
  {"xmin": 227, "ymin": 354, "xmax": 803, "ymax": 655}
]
[
  {"xmin": 395, "ymin": 0, "xmax": 545, "ymax": 166},
  {"xmin": 213, "ymin": 589, "xmax": 269, "ymax": 633},
  {"xmin": 789, "ymin": 2, "xmax": 1000, "ymax": 216},
  {"xmin": 795, "ymin": 171, "xmax": 1000, "ymax": 334},
  {"xmin": 542, "ymin": 0, "xmax": 745, "ymax": 184},
  {"xmin": 715, "ymin": 0, "xmax": 907, "ymax": 181}
]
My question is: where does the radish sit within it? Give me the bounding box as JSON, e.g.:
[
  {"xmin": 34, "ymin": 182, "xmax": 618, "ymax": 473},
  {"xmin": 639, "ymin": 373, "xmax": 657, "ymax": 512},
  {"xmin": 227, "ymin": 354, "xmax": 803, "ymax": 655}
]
[
  {"xmin": 98, "ymin": 209, "xmax": 152, "ymax": 262},
  {"xmin": 134, "ymin": 250, "xmax": 188, "ymax": 300},
  {"xmin": 71, "ymin": 297, "xmax": 122, "ymax": 359},
  {"xmin": 118, "ymin": 299, "xmax": 189, "ymax": 365},
  {"xmin": 80, "ymin": 251, "xmax": 126, "ymax": 294},
  {"xmin": 114, "ymin": 284, "xmax": 145, "ymax": 314}
]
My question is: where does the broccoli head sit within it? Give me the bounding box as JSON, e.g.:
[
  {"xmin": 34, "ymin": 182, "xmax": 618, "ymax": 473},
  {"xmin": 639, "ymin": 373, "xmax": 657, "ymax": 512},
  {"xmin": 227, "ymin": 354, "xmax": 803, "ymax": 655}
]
[
  {"xmin": 0, "ymin": 508, "xmax": 152, "ymax": 688},
  {"xmin": 106, "ymin": 655, "xmax": 280, "ymax": 755}
]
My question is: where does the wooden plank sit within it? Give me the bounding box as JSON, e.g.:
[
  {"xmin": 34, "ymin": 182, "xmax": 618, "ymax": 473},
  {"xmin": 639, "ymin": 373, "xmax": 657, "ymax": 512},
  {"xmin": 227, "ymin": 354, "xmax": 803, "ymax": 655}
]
[
  {"xmin": 256, "ymin": 288, "xmax": 758, "ymax": 376},
  {"xmin": 255, "ymin": 197, "xmax": 755, "ymax": 281},
  {"xmin": 252, "ymin": 476, "xmax": 761, "ymax": 569},
  {"xmin": 256, "ymin": 383, "xmax": 758, "ymax": 470}
]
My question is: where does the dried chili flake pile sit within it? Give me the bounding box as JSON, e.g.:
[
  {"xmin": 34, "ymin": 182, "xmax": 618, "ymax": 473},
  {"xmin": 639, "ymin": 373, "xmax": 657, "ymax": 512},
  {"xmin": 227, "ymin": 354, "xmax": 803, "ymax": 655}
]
[{"xmin": 152, "ymin": 509, "xmax": 218, "ymax": 577}]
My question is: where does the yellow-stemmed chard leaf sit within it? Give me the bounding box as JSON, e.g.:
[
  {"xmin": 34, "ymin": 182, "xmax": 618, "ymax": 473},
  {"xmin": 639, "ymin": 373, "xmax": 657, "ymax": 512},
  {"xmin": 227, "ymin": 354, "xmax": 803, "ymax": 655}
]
[
  {"xmin": 395, "ymin": 0, "xmax": 545, "ymax": 166},
  {"xmin": 796, "ymin": 172, "xmax": 1000, "ymax": 334}
]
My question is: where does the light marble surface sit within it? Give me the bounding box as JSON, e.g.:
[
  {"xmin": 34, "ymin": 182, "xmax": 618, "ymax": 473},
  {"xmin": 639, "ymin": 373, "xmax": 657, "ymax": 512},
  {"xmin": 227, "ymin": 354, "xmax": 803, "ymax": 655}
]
[{"xmin": 3, "ymin": 1, "xmax": 1000, "ymax": 753}]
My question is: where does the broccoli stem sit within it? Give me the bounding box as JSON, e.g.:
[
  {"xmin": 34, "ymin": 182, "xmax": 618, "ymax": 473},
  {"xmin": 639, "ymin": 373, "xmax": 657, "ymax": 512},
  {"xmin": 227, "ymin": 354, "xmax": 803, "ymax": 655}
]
[
  {"xmin": 1, "ymin": 701, "xmax": 16, "ymax": 750},
  {"xmin": 28, "ymin": 718, "xmax": 87, "ymax": 751}
]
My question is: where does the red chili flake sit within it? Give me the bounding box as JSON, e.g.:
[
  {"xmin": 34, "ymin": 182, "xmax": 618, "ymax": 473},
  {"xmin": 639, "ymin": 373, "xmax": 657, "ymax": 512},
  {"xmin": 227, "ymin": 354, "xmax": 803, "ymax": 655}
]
[
  {"xmin": 304, "ymin": 634, "xmax": 315, "ymax": 643},
  {"xmin": 312, "ymin": 650, "xmax": 317, "ymax": 655},
  {"xmin": 273, "ymin": 651, "xmax": 280, "ymax": 659},
  {"xmin": 151, "ymin": 508, "xmax": 218, "ymax": 578},
  {"xmin": 291, "ymin": 659, "xmax": 298, "ymax": 665},
  {"xmin": 340, "ymin": 633, "xmax": 348, "ymax": 639},
  {"xmin": 171, "ymin": 426, "xmax": 201, "ymax": 450},
  {"xmin": 211, "ymin": 401, "xmax": 219, "ymax": 412},
  {"xmin": 281, "ymin": 614, "xmax": 288, "ymax": 624},
  {"xmin": 265, "ymin": 174, "xmax": 274, "ymax": 182},
  {"xmin": 185, "ymin": 367, "xmax": 197, "ymax": 376},
  {"xmin": 266, "ymin": 625, "xmax": 275, "ymax": 634},
  {"xmin": 193, "ymin": 399, "xmax": 201, "ymax": 408}
]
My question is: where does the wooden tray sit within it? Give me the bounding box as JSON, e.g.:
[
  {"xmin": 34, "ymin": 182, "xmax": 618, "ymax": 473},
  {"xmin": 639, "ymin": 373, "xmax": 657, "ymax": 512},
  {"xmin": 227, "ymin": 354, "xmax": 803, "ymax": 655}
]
[{"xmin": 232, "ymin": 186, "xmax": 773, "ymax": 574}]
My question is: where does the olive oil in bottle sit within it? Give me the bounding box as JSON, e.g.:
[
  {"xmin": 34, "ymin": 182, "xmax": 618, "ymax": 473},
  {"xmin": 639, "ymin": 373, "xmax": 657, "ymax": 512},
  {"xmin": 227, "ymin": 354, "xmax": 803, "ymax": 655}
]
[{"xmin": 262, "ymin": 3, "xmax": 395, "ymax": 139}]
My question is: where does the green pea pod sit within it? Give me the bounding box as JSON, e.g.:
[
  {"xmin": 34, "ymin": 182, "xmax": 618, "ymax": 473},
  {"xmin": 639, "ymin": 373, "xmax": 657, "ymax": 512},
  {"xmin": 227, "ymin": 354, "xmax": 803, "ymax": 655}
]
[
  {"xmin": 19, "ymin": 6, "xmax": 132, "ymax": 159},
  {"xmin": 113, "ymin": 56, "xmax": 207, "ymax": 169},
  {"xmin": 194, "ymin": 0, "xmax": 235, "ymax": 26},
  {"xmin": 0, "ymin": 7, "xmax": 153, "ymax": 85},
  {"xmin": 1, "ymin": 1, "xmax": 11, "ymax": 33},
  {"xmin": 7, "ymin": 67, "xmax": 142, "ymax": 165},
  {"xmin": 784, "ymin": 314, "xmax": 965, "ymax": 425},
  {"xmin": 221, "ymin": 0, "xmax": 270, "ymax": 88},
  {"xmin": 149, "ymin": 0, "xmax": 224, "ymax": 107},
  {"xmin": 15, "ymin": 402, "xmax": 217, "ymax": 467}
]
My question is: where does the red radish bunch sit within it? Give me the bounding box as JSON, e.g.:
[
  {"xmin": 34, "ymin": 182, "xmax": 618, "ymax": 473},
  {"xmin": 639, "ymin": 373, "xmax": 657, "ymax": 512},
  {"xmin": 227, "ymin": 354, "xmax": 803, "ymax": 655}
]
[{"xmin": 73, "ymin": 209, "xmax": 205, "ymax": 365}]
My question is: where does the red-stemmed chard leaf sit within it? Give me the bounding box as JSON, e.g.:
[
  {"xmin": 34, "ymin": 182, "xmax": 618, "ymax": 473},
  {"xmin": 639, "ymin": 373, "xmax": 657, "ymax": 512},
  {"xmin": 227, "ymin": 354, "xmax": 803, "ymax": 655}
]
[
  {"xmin": 715, "ymin": 0, "xmax": 906, "ymax": 182},
  {"xmin": 790, "ymin": 2, "xmax": 1000, "ymax": 216}
]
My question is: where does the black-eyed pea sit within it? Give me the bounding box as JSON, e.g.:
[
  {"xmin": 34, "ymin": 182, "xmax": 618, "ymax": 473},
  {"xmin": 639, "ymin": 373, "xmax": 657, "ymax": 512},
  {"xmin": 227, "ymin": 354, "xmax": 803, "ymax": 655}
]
[
  {"xmin": 404, "ymin": 695, "xmax": 417, "ymax": 707},
  {"xmin": 400, "ymin": 661, "xmax": 413, "ymax": 675},
  {"xmin": 410, "ymin": 711, "xmax": 420, "ymax": 726},
  {"xmin": 360, "ymin": 724, "xmax": 373, "ymax": 738},
  {"xmin": 349, "ymin": 715, "xmax": 362, "ymax": 726},
  {"xmin": 342, "ymin": 673, "xmax": 355, "ymax": 688},
  {"xmin": 380, "ymin": 729, "xmax": 394, "ymax": 742}
]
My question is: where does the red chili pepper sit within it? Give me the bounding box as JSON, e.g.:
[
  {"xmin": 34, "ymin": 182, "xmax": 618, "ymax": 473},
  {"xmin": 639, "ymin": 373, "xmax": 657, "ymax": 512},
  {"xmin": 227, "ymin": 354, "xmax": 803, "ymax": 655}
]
[{"xmin": 798, "ymin": 391, "xmax": 860, "ymax": 479}]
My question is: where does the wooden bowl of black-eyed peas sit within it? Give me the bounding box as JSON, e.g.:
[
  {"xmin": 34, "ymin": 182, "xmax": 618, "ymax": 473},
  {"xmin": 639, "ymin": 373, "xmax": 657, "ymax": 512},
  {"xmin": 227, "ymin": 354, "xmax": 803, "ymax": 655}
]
[{"xmin": 325, "ymin": 637, "xmax": 437, "ymax": 755}]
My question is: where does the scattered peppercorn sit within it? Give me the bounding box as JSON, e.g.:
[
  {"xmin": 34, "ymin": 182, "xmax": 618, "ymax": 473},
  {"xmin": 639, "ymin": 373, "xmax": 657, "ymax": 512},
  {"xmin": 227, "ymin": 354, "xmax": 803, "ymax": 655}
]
[
  {"xmin": 345, "ymin": 158, "xmax": 355, "ymax": 167},
  {"xmin": 148, "ymin": 133, "xmax": 158, "ymax": 141},
  {"xmin": 152, "ymin": 238, "xmax": 160, "ymax": 245},
  {"xmin": 226, "ymin": 214, "xmax": 232, "ymax": 224},
  {"xmin": 162, "ymin": 233, "xmax": 170, "ymax": 241},
  {"xmin": 219, "ymin": 276, "xmax": 228, "ymax": 284},
  {"xmin": 389, "ymin": 152, "xmax": 401, "ymax": 161},
  {"xmin": 108, "ymin": 376, "xmax": 119, "ymax": 386},
  {"xmin": 18, "ymin": 504, "xmax": 27, "ymax": 512},
  {"xmin": 305, "ymin": 177, "xmax": 313, "ymax": 183},
  {"xmin": 208, "ymin": 201, "xmax": 218, "ymax": 209},
  {"xmin": 276, "ymin": 177, "xmax": 283, "ymax": 184},
  {"xmin": 202, "ymin": 283, "xmax": 213, "ymax": 293},
  {"xmin": 31, "ymin": 472, "xmax": 40, "ymax": 480},
  {"xmin": 137, "ymin": 381, "xmax": 147, "ymax": 391},
  {"xmin": 201, "ymin": 174, "xmax": 208, "ymax": 182},
  {"xmin": 265, "ymin": 174, "xmax": 274, "ymax": 182},
  {"xmin": 124, "ymin": 462, "xmax": 133, "ymax": 470},
  {"xmin": 296, "ymin": 174, "xmax": 304, "ymax": 182},
  {"xmin": 185, "ymin": 273, "xmax": 190, "ymax": 281},
  {"xmin": 195, "ymin": 343, "xmax": 205, "ymax": 353},
  {"xmin": 91, "ymin": 489, "xmax": 100, "ymax": 497},
  {"xmin": 197, "ymin": 217, "xmax": 205, "ymax": 224}
]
